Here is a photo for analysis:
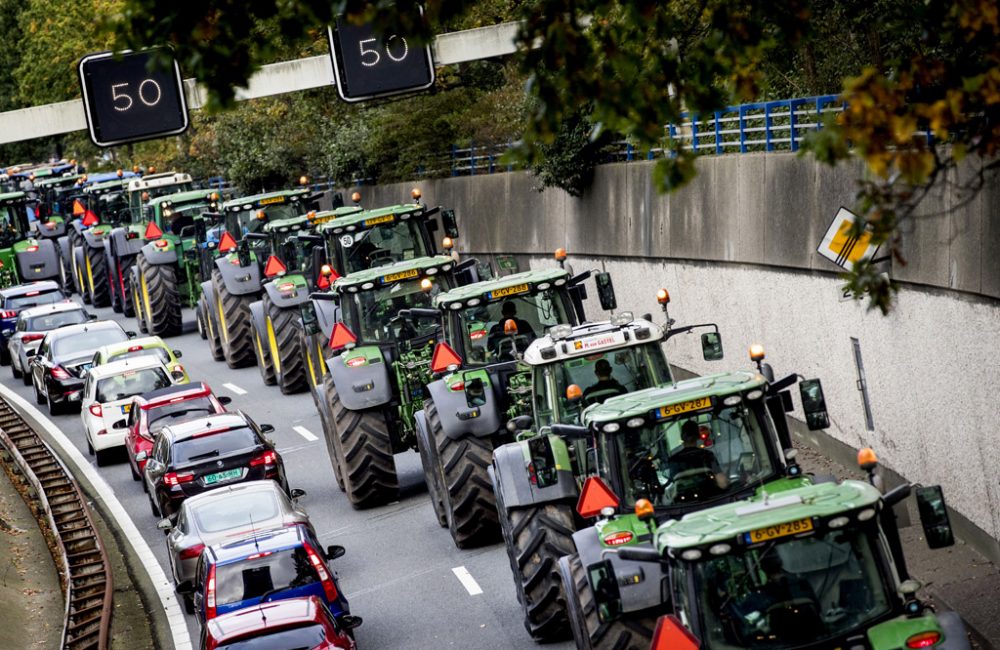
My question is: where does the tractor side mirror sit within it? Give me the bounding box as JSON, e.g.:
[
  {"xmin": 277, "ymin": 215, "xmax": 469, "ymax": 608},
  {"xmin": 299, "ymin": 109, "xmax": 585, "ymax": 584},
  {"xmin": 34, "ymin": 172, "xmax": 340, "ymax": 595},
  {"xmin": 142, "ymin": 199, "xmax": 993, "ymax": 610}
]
[
  {"xmin": 550, "ymin": 424, "xmax": 590, "ymax": 440},
  {"xmin": 326, "ymin": 545, "xmax": 346, "ymax": 560},
  {"xmin": 300, "ymin": 302, "xmax": 320, "ymax": 336},
  {"xmin": 587, "ymin": 559, "xmax": 623, "ymax": 623},
  {"xmin": 505, "ymin": 415, "xmax": 533, "ymax": 433},
  {"xmin": 441, "ymin": 208, "xmax": 459, "ymax": 239},
  {"xmin": 218, "ymin": 395, "xmax": 232, "ymax": 405},
  {"xmin": 915, "ymin": 485, "xmax": 955, "ymax": 549},
  {"xmin": 237, "ymin": 239, "xmax": 253, "ymax": 268},
  {"xmin": 464, "ymin": 377, "xmax": 487, "ymax": 408},
  {"xmin": 799, "ymin": 378, "xmax": 830, "ymax": 430},
  {"xmin": 595, "ymin": 272, "xmax": 617, "ymax": 311},
  {"xmin": 701, "ymin": 332, "xmax": 724, "ymax": 361}
]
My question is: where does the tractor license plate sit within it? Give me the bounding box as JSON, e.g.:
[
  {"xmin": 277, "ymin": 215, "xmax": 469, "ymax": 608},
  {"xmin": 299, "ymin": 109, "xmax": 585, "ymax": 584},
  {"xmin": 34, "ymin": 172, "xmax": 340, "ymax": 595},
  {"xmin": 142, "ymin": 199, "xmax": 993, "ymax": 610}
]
[
  {"xmin": 382, "ymin": 268, "xmax": 419, "ymax": 283},
  {"xmin": 745, "ymin": 517, "xmax": 814, "ymax": 544},
  {"xmin": 120, "ymin": 404, "xmax": 131, "ymax": 414},
  {"xmin": 655, "ymin": 397, "xmax": 712, "ymax": 419},
  {"xmin": 488, "ymin": 283, "xmax": 529, "ymax": 300},
  {"xmin": 203, "ymin": 469, "xmax": 242, "ymax": 485}
]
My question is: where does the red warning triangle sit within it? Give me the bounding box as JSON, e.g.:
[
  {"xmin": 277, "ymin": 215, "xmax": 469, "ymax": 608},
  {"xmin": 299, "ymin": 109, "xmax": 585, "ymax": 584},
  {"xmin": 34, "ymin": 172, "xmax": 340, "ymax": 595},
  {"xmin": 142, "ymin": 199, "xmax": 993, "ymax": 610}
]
[
  {"xmin": 430, "ymin": 342, "xmax": 463, "ymax": 374},
  {"xmin": 328, "ymin": 323, "xmax": 357, "ymax": 350},
  {"xmin": 218, "ymin": 231, "xmax": 237, "ymax": 253},
  {"xmin": 317, "ymin": 274, "xmax": 330, "ymax": 290},
  {"xmin": 651, "ymin": 615, "xmax": 700, "ymax": 650},
  {"xmin": 144, "ymin": 221, "xmax": 162, "ymax": 240},
  {"xmin": 82, "ymin": 209, "xmax": 99, "ymax": 227},
  {"xmin": 72, "ymin": 199, "xmax": 85, "ymax": 216},
  {"xmin": 576, "ymin": 476, "xmax": 620, "ymax": 518},
  {"xmin": 263, "ymin": 255, "xmax": 287, "ymax": 278}
]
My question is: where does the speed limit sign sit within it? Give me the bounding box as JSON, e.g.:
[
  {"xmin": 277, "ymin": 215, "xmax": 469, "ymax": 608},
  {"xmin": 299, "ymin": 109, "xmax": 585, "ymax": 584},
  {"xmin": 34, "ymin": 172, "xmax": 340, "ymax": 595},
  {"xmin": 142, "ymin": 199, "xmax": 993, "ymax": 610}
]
[{"xmin": 327, "ymin": 13, "xmax": 435, "ymax": 102}]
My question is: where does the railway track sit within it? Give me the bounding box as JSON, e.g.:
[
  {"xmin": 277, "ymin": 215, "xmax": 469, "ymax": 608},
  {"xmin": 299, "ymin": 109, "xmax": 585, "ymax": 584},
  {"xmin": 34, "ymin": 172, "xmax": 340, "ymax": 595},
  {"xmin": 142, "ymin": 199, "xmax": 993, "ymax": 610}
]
[{"xmin": 0, "ymin": 397, "xmax": 112, "ymax": 650}]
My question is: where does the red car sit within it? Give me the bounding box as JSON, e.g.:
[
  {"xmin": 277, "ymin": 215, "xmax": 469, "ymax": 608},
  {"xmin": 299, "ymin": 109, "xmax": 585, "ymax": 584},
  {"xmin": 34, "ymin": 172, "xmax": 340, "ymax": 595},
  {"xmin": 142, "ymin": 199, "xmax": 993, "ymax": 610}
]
[
  {"xmin": 121, "ymin": 382, "xmax": 231, "ymax": 482},
  {"xmin": 202, "ymin": 595, "xmax": 360, "ymax": 650}
]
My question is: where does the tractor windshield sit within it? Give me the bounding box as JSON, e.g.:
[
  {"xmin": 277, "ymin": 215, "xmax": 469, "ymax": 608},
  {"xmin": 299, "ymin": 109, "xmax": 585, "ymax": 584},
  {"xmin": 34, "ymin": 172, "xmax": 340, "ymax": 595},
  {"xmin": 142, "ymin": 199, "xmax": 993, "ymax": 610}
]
[
  {"xmin": 454, "ymin": 289, "xmax": 569, "ymax": 365},
  {"xmin": 534, "ymin": 343, "xmax": 671, "ymax": 427},
  {"xmin": 0, "ymin": 204, "xmax": 30, "ymax": 245},
  {"xmin": 163, "ymin": 200, "xmax": 210, "ymax": 237},
  {"xmin": 680, "ymin": 525, "xmax": 892, "ymax": 649},
  {"xmin": 350, "ymin": 277, "xmax": 450, "ymax": 343},
  {"xmin": 602, "ymin": 397, "xmax": 776, "ymax": 508},
  {"xmin": 337, "ymin": 221, "xmax": 431, "ymax": 273}
]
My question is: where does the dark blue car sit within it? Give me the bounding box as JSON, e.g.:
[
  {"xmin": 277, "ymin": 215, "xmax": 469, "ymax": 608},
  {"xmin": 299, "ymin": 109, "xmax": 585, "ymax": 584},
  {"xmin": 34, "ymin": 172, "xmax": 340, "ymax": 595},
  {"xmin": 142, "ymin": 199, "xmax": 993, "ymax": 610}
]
[
  {"xmin": 0, "ymin": 281, "xmax": 65, "ymax": 364},
  {"xmin": 185, "ymin": 524, "xmax": 350, "ymax": 627}
]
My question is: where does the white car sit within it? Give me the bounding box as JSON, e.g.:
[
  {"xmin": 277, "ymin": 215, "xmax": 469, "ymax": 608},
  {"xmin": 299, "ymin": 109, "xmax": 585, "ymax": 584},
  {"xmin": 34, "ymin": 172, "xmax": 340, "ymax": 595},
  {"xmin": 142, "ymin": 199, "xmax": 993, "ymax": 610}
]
[
  {"xmin": 8, "ymin": 302, "xmax": 91, "ymax": 384},
  {"xmin": 81, "ymin": 356, "xmax": 175, "ymax": 466}
]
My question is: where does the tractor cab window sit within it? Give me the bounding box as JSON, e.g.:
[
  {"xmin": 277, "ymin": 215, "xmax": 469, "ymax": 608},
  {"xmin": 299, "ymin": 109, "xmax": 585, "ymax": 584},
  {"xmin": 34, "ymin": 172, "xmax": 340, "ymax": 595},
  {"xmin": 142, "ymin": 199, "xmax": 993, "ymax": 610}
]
[
  {"xmin": 690, "ymin": 526, "xmax": 892, "ymax": 648},
  {"xmin": 455, "ymin": 289, "xmax": 569, "ymax": 365},
  {"xmin": 349, "ymin": 277, "xmax": 446, "ymax": 343},
  {"xmin": 164, "ymin": 202, "xmax": 208, "ymax": 237},
  {"xmin": 339, "ymin": 220, "xmax": 430, "ymax": 273},
  {"xmin": 605, "ymin": 397, "xmax": 776, "ymax": 508},
  {"xmin": 0, "ymin": 204, "xmax": 28, "ymax": 245}
]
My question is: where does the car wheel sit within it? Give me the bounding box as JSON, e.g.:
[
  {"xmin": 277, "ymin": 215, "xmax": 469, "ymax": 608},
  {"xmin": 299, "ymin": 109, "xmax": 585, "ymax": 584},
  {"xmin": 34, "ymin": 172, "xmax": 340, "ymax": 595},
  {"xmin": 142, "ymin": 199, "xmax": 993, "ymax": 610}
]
[
  {"xmin": 47, "ymin": 391, "xmax": 62, "ymax": 416},
  {"xmin": 183, "ymin": 594, "xmax": 195, "ymax": 615},
  {"xmin": 87, "ymin": 438, "xmax": 94, "ymax": 456},
  {"xmin": 22, "ymin": 368, "xmax": 31, "ymax": 386},
  {"xmin": 11, "ymin": 356, "xmax": 21, "ymax": 379},
  {"xmin": 95, "ymin": 448, "xmax": 109, "ymax": 467},
  {"xmin": 148, "ymin": 492, "xmax": 160, "ymax": 517},
  {"xmin": 34, "ymin": 380, "xmax": 45, "ymax": 405},
  {"xmin": 130, "ymin": 461, "xmax": 141, "ymax": 481}
]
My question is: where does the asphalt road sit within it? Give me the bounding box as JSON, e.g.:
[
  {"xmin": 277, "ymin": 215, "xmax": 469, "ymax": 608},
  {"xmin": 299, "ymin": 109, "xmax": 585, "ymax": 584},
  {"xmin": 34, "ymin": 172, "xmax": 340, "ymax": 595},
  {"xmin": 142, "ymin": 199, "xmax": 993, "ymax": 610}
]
[{"xmin": 1, "ymin": 300, "xmax": 569, "ymax": 650}]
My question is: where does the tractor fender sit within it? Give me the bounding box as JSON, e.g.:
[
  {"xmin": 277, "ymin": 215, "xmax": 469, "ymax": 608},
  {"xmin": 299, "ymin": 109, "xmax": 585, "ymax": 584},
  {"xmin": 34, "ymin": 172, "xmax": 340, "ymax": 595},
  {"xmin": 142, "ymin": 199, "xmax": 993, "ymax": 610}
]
[
  {"xmin": 571, "ymin": 526, "xmax": 667, "ymax": 615},
  {"xmin": 73, "ymin": 246, "xmax": 86, "ymax": 281},
  {"xmin": 249, "ymin": 300, "xmax": 267, "ymax": 341},
  {"xmin": 81, "ymin": 228, "xmax": 107, "ymax": 249},
  {"xmin": 33, "ymin": 219, "xmax": 66, "ymax": 238},
  {"xmin": 15, "ymin": 239, "xmax": 60, "ymax": 281},
  {"xmin": 213, "ymin": 256, "xmax": 262, "ymax": 297},
  {"xmin": 57, "ymin": 235, "xmax": 72, "ymax": 266},
  {"xmin": 139, "ymin": 241, "xmax": 178, "ymax": 265},
  {"xmin": 425, "ymin": 377, "xmax": 502, "ymax": 440},
  {"xmin": 327, "ymin": 347, "xmax": 392, "ymax": 410},
  {"xmin": 108, "ymin": 227, "xmax": 144, "ymax": 257},
  {"xmin": 200, "ymin": 280, "xmax": 217, "ymax": 318},
  {"xmin": 314, "ymin": 299, "xmax": 341, "ymax": 341},
  {"xmin": 71, "ymin": 221, "xmax": 87, "ymax": 238},
  {"xmin": 491, "ymin": 436, "xmax": 578, "ymax": 509},
  {"xmin": 934, "ymin": 612, "xmax": 972, "ymax": 650},
  {"xmin": 262, "ymin": 277, "xmax": 310, "ymax": 309}
]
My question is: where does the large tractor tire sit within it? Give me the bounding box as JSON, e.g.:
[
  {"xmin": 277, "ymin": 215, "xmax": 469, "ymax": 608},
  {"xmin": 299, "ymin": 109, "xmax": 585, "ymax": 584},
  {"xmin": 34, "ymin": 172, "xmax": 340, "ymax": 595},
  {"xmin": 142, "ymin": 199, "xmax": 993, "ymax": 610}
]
[
  {"xmin": 319, "ymin": 373, "xmax": 346, "ymax": 492},
  {"xmin": 425, "ymin": 397, "xmax": 500, "ymax": 548},
  {"xmin": 263, "ymin": 293, "xmax": 307, "ymax": 394},
  {"xmin": 130, "ymin": 270, "xmax": 148, "ymax": 334},
  {"xmin": 65, "ymin": 231, "xmax": 83, "ymax": 296},
  {"xmin": 213, "ymin": 270, "xmax": 255, "ymax": 369},
  {"xmin": 559, "ymin": 554, "xmax": 656, "ymax": 650},
  {"xmin": 73, "ymin": 248, "xmax": 90, "ymax": 304},
  {"xmin": 251, "ymin": 319, "xmax": 276, "ymax": 386},
  {"xmin": 326, "ymin": 378, "xmax": 398, "ymax": 508},
  {"xmin": 137, "ymin": 255, "xmax": 183, "ymax": 337},
  {"xmin": 417, "ymin": 402, "xmax": 449, "ymax": 528},
  {"xmin": 195, "ymin": 298, "xmax": 208, "ymax": 340},
  {"xmin": 199, "ymin": 295, "xmax": 224, "ymax": 361},
  {"xmin": 301, "ymin": 330, "xmax": 327, "ymax": 407},
  {"xmin": 84, "ymin": 245, "xmax": 111, "ymax": 307},
  {"xmin": 117, "ymin": 254, "xmax": 137, "ymax": 317},
  {"xmin": 497, "ymin": 493, "xmax": 576, "ymax": 642}
]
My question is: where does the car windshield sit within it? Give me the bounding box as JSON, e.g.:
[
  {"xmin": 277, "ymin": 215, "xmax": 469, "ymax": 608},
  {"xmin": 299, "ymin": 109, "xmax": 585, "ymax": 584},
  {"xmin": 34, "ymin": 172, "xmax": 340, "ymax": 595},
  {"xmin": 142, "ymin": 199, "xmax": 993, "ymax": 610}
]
[
  {"xmin": 52, "ymin": 328, "xmax": 127, "ymax": 359},
  {"xmin": 456, "ymin": 289, "xmax": 569, "ymax": 365},
  {"xmin": 216, "ymin": 547, "xmax": 318, "ymax": 606},
  {"xmin": 107, "ymin": 347, "xmax": 172, "ymax": 366},
  {"xmin": 349, "ymin": 276, "xmax": 448, "ymax": 343},
  {"xmin": 602, "ymin": 397, "xmax": 776, "ymax": 508},
  {"xmin": 147, "ymin": 396, "xmax": 217, "ymax": 432},
  {"xmin": 338, "ymin": 220, "xmax": 430, "ymax": 272},
  {"xmin": 216, "ymin": 624, "xmax": 328, "ymax": 650},
  {"xmin": 96, "ymin": 368, "xmax": 171, "ymax": 403},
  {"xmin": 535, "ymin": 342, "xmax": 670, "ymax": 427},
  {"xmin": 173, "ymin": 428, "xmax": 259, "ymax": 464},
  {"xmin": 27, "ymin": 309, "xmax": 88, "ymax": 331},
  {"xmin": 5, "ymin": 290, "xmax": 63, "ymax": 310},
  {"xmin": 192, "ymin": 491, "xmax": 281, "ymax": 534},
  {"xmin": 686, "ymin": 526, "xmax": 892, "ymax": 649}
]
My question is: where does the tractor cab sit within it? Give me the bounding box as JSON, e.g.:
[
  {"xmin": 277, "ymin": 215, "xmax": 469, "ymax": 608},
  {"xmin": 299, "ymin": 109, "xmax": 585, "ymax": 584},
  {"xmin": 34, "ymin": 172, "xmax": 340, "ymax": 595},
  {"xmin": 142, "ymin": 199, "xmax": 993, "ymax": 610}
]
[
  {"xmin": 0, "ymin": 192, "xmax": 32, "ymax": 249},
  {"xmin": 216, "ymin": 189, "xmax": 316, "ymax": 244},
  {"xmin": 33, "ymin": 174, "xmax": 82, "ymax": 221},
  {"xmin": 144, "ymin": 189, "xmax": 219, "ymax": 241},
  {"xmin": 125, "ymin": 171, "xmax": 193, "ymax": 222},
  {"xmin": 82, "ymin": 179, "xmax": 131, "ymax": 226}
]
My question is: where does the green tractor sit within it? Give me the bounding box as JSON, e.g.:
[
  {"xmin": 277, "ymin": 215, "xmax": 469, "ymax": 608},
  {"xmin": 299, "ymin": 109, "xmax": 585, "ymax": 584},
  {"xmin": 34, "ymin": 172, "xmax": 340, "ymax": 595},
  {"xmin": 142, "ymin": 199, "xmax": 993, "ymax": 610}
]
[
  {"xmin": 0, "ymin": 192, "xmax": 63, "ymax": 288},
  {"xmin": 609, "ymin": 462, "xmax": 970, "ymax": 650},
  {"xmin": 128, "ymin": 188, "xmax": 221, "ymax": 336},
  {"xmin": 71, "ymin": 178, "xmax": 134, "ymax": 308},
  {"xmin": 195, "ymin": 189, "xmax": 320, "ymax": 369}
]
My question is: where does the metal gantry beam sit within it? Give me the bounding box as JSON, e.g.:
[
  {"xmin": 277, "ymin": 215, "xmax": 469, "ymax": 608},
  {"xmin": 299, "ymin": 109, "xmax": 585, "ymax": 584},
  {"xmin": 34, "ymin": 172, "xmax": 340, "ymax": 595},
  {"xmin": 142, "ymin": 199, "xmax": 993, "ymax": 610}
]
[{"xmin": 0, "ymin": 21, "xmax": 523, "ymax": 146}]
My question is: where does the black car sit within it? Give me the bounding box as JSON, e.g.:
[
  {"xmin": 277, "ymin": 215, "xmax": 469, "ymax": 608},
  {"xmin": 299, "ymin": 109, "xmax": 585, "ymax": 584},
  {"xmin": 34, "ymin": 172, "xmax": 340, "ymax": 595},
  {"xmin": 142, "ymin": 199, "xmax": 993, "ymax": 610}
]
[
  {"xmin": 30, "ymin": 320, "xmax": 132, "ymax": 415},
  {"xmin": 0, "ymin": 280, "xmax": 65, "ymax": 364},
  {"xmin": 140, "ymin": 412, "xmax": 288, "ymax": 519}
]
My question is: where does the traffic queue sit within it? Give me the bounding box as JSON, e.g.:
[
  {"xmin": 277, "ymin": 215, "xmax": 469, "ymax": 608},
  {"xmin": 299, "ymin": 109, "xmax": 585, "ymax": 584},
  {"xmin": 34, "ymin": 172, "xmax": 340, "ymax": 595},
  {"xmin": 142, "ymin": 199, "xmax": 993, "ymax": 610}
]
[{"xmin": 0, "ymin": 159, "xmax": 972, "ymax": 650}]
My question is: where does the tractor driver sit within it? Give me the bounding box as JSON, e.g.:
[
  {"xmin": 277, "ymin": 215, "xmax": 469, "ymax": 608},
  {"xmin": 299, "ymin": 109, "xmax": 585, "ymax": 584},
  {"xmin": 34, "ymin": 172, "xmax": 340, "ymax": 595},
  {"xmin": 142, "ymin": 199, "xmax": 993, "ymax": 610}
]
[
  {"xmin": 665, "ymin": 420, "xmax": 730, "ymax": 492},
  {"xmin": 488, "ymin": 301, "xmax": 534, "ymax": 343},
  {"xmin": 583, "ymin": 359, "xmax": 628, "ymax": 404}
]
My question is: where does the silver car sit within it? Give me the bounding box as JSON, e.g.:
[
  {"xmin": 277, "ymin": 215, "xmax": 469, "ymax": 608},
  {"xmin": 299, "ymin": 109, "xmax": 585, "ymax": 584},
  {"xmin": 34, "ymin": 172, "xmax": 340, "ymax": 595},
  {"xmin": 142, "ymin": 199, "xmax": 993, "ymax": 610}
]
[
  {"xmin": 157, "ymin": 480, "xmax": 308, "ymax": 612},
  {"xmin": 8, "ymin": 301, "xmax": 92, "ymax": 385}
]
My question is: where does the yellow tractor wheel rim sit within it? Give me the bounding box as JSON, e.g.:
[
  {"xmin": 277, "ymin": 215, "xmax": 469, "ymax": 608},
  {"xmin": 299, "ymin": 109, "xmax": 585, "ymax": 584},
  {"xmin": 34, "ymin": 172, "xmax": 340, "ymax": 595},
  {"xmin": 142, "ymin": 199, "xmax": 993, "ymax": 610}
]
[
  {"xmin": 85, "ymin": 253, "xmax": 95, "ymax": 294},
  {"xmin": 266, "ymin": 316, "xmax": 281, "ymax": 375},
  {"xmin": 317, "ymin": 340, "xmax": 327, "ymax": 376},
  {"xmin": 216, "ymin": 295, "xmax": 228, "ymax": 343},
  {"xmin": 132, "ymin": 284, "xmax": 141, "ymax": 322},
  {"xmin": 305, "ymin": 339, "xmax": 317, "ymax": 388},
  {"xmin": 255, "ymin": 329, "xmax": 268, "ymax": 368},
  {"xmin": 141, "ymin": 271, "xmax": 154, "ymax": 325}
]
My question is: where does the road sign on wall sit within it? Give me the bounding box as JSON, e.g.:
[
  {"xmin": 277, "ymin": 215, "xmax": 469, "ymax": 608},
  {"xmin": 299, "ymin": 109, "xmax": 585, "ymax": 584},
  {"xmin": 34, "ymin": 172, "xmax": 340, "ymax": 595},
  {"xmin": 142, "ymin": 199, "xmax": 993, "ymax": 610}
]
[
  {"xmin": 817, "ymin": 207, "xmax": 881, "ymax": 271},
  {"xmin": 78, "ymin": 48, "xmax": 189, "ymax": 147},
  {"xmin": 327, "ymin": 14, "xmax": 435, "ymax": 102}
]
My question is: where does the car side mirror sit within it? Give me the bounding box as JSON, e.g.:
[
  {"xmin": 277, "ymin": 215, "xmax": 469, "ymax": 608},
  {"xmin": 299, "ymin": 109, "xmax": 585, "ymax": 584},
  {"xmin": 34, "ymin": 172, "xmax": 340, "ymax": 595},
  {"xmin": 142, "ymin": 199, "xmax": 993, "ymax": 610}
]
[
  {"xmin": 172, "ymin": 349, "xmax": 182, "ymax": 358},
  {"xmin": 218, "ymin": 395, "xmax": 232, "ymax": 405},
  {"xmin": 915, "ymin": 485, "xmax": 955, "ymax": 549},
  {"xmin": 157, "ymin": 518, "xmax": 173, "ymax": 530},
  {"xmin": 799, "ymin": 378, "xmax": 830, "ymax": 430},
  {"xmin": 290, "ymin": 488, "xmax": 306, "ymax": 499},
  {"xmin": 135, "ymin": 451, "xmax": 148, "ymax": 462},
  {"xmin": 339, "ymin": 614, "xmax": 363, "ymax": 630},
  {"xmin": 175, "ymin": 580, "xmax": 194, "ymax": 595},
  {"xmin": 326, "ymin": 545, "xmax": 346, "ymax": 561},
  {"xmin": 112, "ymin": 418, "xmax": 126, "ymax": 429},
  {"xmin": 170, "ymin": 370, "xmax": 186, "ymax": 381},
  {"xmin": 25, "ymin": 348, "xmax": 36, "ymax": 357},
  {"xmin": 701, "ymin": 332, "xmax": 724, "ymax": 361},
  {"xmin": 125, "ymin": 330, "xmax": 137, "ymax": 338},
  {"xmin": 87, "ymin": 313, "xmax": 98, "ymax": 321},
  {"xmin": 260, "ymin": 423, "xmax": 275, "ymax": 434}
]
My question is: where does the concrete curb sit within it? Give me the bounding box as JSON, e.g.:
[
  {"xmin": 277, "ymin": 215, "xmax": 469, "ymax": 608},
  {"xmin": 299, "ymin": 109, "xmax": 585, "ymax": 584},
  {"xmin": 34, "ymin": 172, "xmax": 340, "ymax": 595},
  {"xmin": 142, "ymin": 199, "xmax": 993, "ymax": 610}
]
[{"xmin": 0, "ymin": 383, "xmax": 192, "ymax": 650}]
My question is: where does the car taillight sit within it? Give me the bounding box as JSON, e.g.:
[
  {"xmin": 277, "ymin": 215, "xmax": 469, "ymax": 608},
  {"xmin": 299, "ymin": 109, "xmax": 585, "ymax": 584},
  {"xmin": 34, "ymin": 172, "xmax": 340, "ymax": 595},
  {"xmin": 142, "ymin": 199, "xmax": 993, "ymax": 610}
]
[
  {"xmin": 0, "ymin": 310, "xmax": 16, "ymax": 319},
  {"xmin": 163, "ymin": 471, "xmax": 195, "ymax": 486},
  {"xmin": 303, "ymin": 542, "xmax": 337, "ymax": 602},
  {"xmin": 89, "ymin": 404, "xmax": 103, "ymax": 418},
  {"xmin": 179, "ymin": 543, "xmax": 205, "ymax": 560},
  {"xmin": 51, "ymin": 366, "xmax": 71, "ymax": 380},
  {"xmin": 906, "ymin": 632, "xmax": 942, "ymax": 648},
  {"xmin": 249, "ymin": 450, "xmax": 278, "ymax": 467},
  {"xmin": 22, "ymin": 333, "xmax": 44, "ymax": 342},
  {"xmin": 206, "ymin": 564, "xmax": 217, "ymax": 619},
  {"xmin": 128, "ymin": 345, "xmax": 143, "ymax": 352}
]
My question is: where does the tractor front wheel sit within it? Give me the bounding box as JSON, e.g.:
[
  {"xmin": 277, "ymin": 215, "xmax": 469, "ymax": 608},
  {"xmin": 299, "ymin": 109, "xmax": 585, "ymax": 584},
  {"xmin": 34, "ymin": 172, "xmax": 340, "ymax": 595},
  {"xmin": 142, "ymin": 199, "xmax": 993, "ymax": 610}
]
[
  {"xmin": 263, "ymin": 293, "xmax": 307, "ymax": 394},
  {"xmin": 199, "ymin": 295, "xmax": 224, "ymax": 361},
  {"xmin": 213, "ymin": 270, "xmax": 255, "ymax": 369},
  {"xmin": 251, "ymin": 319, "xmax": 276, "ymax": 385},
  {"xmin": 137, "ymin": 256, "xmax": 182, "ymax": 337},
  {"xmin": 319, "ymin": 373, "xmax": 346, "ymax": 492},
  {"xmin": 417, "ymin": 401, "xmax": 448, "ymax": 528},
  {"xmin": 301, "ymin": 330, "xmax": 328, "ymax": 407},
  {"xmin": 117, "ymin": 253, "xmax": 137, "ymax": 317},
  {"xmin": 85, "ymin": 245, "xmax": 111, "ymax": 307}
]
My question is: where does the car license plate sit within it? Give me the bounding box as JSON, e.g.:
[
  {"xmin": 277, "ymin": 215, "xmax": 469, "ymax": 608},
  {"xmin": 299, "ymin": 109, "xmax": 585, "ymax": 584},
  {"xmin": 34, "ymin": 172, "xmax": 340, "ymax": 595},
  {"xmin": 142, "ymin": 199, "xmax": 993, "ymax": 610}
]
[
  {"xmin": 655, "ymin": 396, "xmax": 712, "ymax": 419},
  {"xmin": 120, "ymin": 404, "xmax": 131, "ymax": 414},
  {"xmin": 745, "ymin": 517, "xmax": 814, "ymax": 544},
  {"xmin": 203, "ymin": 469, "xmax": 242, "ymax": 485}
]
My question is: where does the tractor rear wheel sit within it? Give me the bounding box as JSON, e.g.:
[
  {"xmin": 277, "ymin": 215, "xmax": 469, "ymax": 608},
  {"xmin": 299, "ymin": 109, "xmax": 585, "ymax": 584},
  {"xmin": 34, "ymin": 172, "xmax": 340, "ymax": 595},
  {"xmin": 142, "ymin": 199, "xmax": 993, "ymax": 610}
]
[
  {"xmin": 130, "ymin": 270, "xmax": 148, "ymax": 334},
  {"xmin": 85, "ymin": 245, "xmax": 111, "ymax": 307},
  {"xmin": 327, "ymin": 378, "xmax": 398, "ymax": 508},
  {"xmin": 319, "ymin": 373, "xmax": 346, "ymax": 492},
  {"xmin": 137, "ymin": 255, "xmax": 182, "ymax": 337},
  {"xmin": 200, "ymin": 295, "xmax": 224, "ymax": 361},
  {"xmin": 417, "ymin": 401, "xmax": 448, "ymax": 528},
  {"xmin": 425, "ymin": 397, "xmax": 500, "ymax": 548},
  {"xmin": 263, "ymin": 293, "xmax": 307, "ymax": 394},
  {"xmin": 213, "ymin": 270, "xmax": 255, "ymax": 369},
  {"xmin": 301, "ymin": 330, "xmax": 327, "ymax": 406},
  {"xmin": 559, "ymin": 554, "xmax": 656, "ymax": 650},
  {"xmin": 117, "ymin": 253, "xmax": 137, "ymax": 317},
  {"xmin": 74, "ymin": 247, "xmax": 90, "ymax": 304},
  {"xmin": 251, "ymin": 319, "xmax": 276, "ymax": 385}
]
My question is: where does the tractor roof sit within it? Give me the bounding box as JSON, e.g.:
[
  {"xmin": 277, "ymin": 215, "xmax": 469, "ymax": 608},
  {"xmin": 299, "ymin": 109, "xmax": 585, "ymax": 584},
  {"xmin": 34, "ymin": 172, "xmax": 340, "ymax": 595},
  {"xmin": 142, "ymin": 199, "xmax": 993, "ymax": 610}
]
[
  {"xmin": 433, "ymin": 268, "xmax": 570, "ymax": 308},
  {"xmin": 656, "ymin": 480, "xmax": 882, "ymax": 551},
  {"xmin": 84, "ymin": 179, "xmax": 128, "ymax": 194},
  {"xmin": 334, "ymin": 255, "xmax": 455, "ymax": 290},
  {"xmin": 522, "ymin": 317, "xmax": 665, "ymax": 366},
  {"xmin": 305, "ymin": 205, "xmax": 363, "ymax": 227},
  {"xmin": 147, "ymin": 189, "xmax": 215, "ymax": 207},
  {"xmin": 262, "ymin": 213, "xmax": 314, "ymax": 233},
  {"xmin": 0, "ymin": 191, "xmax": 27, "ymax": 205},
  {"xmin": 35, "ymin": 175, "xmax": 82, "ymax": 188},
  {"xmin": 317, "ymin": 203, "xmax": 425, "ymax": 234},
  {"xmin": 582, "ymin": 370, "xmax": 766, "ymax": 425},
  {"xmin": 222, "ymin": 189, "xmax": 310, "ymax": 211},
  {"xmin": 127, "ymin": 172, "xmax": 191, "ymax": 191}
]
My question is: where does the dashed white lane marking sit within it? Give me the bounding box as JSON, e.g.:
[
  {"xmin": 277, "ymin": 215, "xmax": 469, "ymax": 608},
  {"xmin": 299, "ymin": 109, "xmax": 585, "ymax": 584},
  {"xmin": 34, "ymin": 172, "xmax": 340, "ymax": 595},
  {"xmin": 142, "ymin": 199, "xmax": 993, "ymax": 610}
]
[
  {"xmin": 452, "ymin": 566, "xmax": 484, "ymax": 596},
  {"xmin": 222, "ymin": 383, "xmax": 247, "ymax": 395},
  {"xmin": 293, "ymin": 425, "xmax": 318, "ymax": 442}
]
